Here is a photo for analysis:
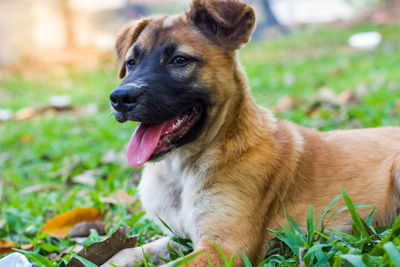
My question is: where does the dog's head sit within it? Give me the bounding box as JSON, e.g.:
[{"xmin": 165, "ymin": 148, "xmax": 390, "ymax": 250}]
[{"xmin": 110, "ymin": 0, "xmax": 256, "ymax": 167}]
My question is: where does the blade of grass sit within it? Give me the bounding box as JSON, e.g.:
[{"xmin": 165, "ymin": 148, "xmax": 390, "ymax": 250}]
[
  {"xmin": 324, "ymin": 204, "xmax": 374, "ymax": 232},
  {"xmin": 340, "ymin": 254, "xmax": 367, "ymax": 267},
  {"xmin": 315, "ymin": 193, "xmax": 342, "ymax": 231},
  {"xmin": 169, "ymin": 250, "xmax": 204, "ymax": 267},
  {"xmin": 327, "ymin": 228, "xmax": 359, "ymax": 242},
  {"xmin": 72, "ymin": 255, "xmax": 99, "ymax": 267},
  {"xmin": 226, "ymin": 250, "xmax": 238, "ymax": 267},
  {"xmin": 209, "ymin": 237, "xmax": 227, "ymax": 265},
  {"xmin": 307, "ymin": 205, "xmax": 314, "ymax": 246},
  {"xmin": 383, "ymin": 242, "xmax": 400, "ymax": 267},
  {"xmin": 243, "ymin": 251, "xmax": 252, "ymax": 267},
  {"xmin": 341, "ymin": 189, "xmax": 371, "ymax": 240}
]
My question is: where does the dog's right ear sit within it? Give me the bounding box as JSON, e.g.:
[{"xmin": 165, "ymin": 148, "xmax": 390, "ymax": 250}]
[
  {"xmin": 189, "ymin": 0, "xmax": 256, "ymax": 50},
  {"xmin": 115, "ymin": 19, "xmax": 149, "ymax": 79}
]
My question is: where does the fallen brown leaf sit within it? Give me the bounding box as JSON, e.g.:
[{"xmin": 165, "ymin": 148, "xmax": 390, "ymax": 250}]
[
  {"xmin": 20, "ymin": 134, "xmax": 35, "ymax": 144},
  {"xmin": 41, "ymin": 208, "xmax": 102, "ymax": 238},
  {"xmin": 20, "ymin": 184, "xmax": 59, "ymax": 195},
  {"xmin": 116, "ymin": 189, "xmax": 136, "ymax": 206},
  {"xmin": 20, "ymin": 244, "xmax": 34, "ymax": 251},
  {"xmin": 273, "ymin": 95, "xmax": 298, "ymax": 113},
  {"xmin": 68, "ymin": 221, "xmax": 107, "ymax": 237},
  {"xmin": 0, "ymin": 239, "xmax": 16, "ymax": 254},
  {"xmin": 307, "ymin": 102, "xmax": 322, "ymax": 117},
  {"xmin": 14, "ymin": 107, "xmax": 38, "ymax": 120},
  {"xmin": 71, "ymin": 170, "xmax": 100, "ymax": 187},
  {"xmin": 13, "ymin": 102, "xmax": 84, "ymax": 122},
  {"xmin": 100, "ymin": 189, "xmax": 136, "ymax": 206},
  {"xmin": 338, "ymin": 90, "xmax": 360, "ymax": 105},
  {"xmin": 394, "ymin": 101, "xmax": 400, "ymax": 112},
  {"xmin": 66, "ymin": 226, "xmax": 137, "ymax": 267},
  {"xmin": 318, "ymin": 87, "xmax": 341, "ymax": 107},
  {"xmin": 0, "ymin": 239, "xmax": 34, "ymax": 256}
]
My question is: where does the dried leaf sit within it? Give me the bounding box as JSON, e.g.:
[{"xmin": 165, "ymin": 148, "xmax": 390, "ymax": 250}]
[
  {"xmin": 20, "ymin": 134, "xmax": 35, "ymax": 144},
  {"xmin": 318, "ymin": 87, "xmax": 341, "ymax": 107},
  {"xmin": 14, "ymin": 107, "xmax": 38, "ymax": 120},
  {"xmin": 41, "ymin": 208, "xmax": 102, "ymax": 238},
  {"xmin": 99, "ymin": 196, "xmax": 118, "ymax": 205},
  {"xmin": 307, "ymin": 101, "xmax": 322, "ymax": 117},
  {"xmin": 338, "ymin": 90, "xmax": 359, "ymax": 105},
  {"xmin": 116, "ymin": 190, "xmax": 136, "ymax": 206},
  {"xmin": 0, "ymin": 239, "xmax": 16, "ymax": 254},
  {"xmin": 66, "ymin": 227, "xmax": 137, "ymax": 267},
  {"xmin": 71, "ymin": 170, "xmax": 100, "ymax": 187},
  {"xmin": 273, "ymin": 95, "xmax": 298, "ymax": 113},
  {"xmin": 20, "ymin": 244, "xmax": 34, "ymax": 251},
  {"xmin": 68, "ymin": 221, "xmax": 107, "ymax": 237},
  {"xmin": 393, "ymin": 101, "xmax": 400, "ymax": 114},
  {"xmin": 20, "ymin": 184, "xmax": 59, "ymax": 195},
  {"xmin": 100, "ymin": 189, "xmax": 136, "ymax": 206}
]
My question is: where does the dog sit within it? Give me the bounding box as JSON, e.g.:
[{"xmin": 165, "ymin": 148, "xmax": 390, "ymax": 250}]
[{"xmin": 105, "ymin": 0, "xmax": 400, "ymax": 266}]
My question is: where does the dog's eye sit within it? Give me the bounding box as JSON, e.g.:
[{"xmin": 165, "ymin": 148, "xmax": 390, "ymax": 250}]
[
  {"xmin": 126, "ymin": 59, "xmax": 136, "ymax": 67},
  {"xmin": 170, "ymin": 56, "xmax": 189, "ymax": 66}
]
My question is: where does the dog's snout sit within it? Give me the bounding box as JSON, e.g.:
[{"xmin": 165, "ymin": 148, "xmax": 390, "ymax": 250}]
[{"xmin": 110, "ymin": 87, "xmax": 142, "ymax": 112}]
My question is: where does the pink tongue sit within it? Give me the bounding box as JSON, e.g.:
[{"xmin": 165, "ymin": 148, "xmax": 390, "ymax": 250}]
[{"xmin": 127, "ymin": 122, "xmax": 168, "ymax": 167}]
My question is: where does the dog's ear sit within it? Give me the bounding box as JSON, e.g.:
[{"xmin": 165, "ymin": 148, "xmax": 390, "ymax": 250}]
[
  {"xmin": 115, "ymin": 19, "xmax": 149, "ymax": 79},
  {"xmin": 189, "ymin": 0, "xmax": 255, "ymax": 50}
]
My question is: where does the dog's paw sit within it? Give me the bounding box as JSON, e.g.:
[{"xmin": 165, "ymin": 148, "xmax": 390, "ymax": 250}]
[{"xmin": 101, "ymin": 247, "xmax": 143, "ymax": 267}]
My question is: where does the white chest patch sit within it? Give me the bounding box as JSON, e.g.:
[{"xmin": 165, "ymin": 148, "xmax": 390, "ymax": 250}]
[{"xmin": 138, "ymin": 152, "xmax": 211, "ymax": 244}]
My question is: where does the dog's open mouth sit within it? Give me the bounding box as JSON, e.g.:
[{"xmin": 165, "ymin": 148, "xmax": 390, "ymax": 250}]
[{"xmin": 127, "ymin": 105, "xmax": 202, "ymax": 167}]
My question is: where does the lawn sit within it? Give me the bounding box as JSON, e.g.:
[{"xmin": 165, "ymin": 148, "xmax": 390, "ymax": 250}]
[{"xmin": 1, "ymin": 22, "xmax": 400, "ymax": 266}]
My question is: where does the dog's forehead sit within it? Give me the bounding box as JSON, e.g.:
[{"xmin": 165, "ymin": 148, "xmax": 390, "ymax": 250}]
[{"xmin": 128, "ymin": 14, "xmax": 210, "ymax": 57}]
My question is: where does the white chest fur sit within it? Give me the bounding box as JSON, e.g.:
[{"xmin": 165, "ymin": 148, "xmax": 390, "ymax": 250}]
[{"xmin": 138, "ymin": 152, "xmax": 211, "ymax": 244}]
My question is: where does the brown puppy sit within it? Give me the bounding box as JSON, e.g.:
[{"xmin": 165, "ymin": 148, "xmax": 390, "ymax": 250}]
[{"xmin": 105, "ymin": 0, "xmax": 400, "ymax": 266}]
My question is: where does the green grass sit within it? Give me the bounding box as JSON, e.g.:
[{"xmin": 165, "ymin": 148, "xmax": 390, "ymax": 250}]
[{"xmin": 1, "ymin": 23, "xmax": 400, "ymax": 266}]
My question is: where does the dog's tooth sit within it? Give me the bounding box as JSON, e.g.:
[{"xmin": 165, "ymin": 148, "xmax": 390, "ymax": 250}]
[{"xmin": 172, "ymin": 119, "xmax": 182, "ymax": 130}]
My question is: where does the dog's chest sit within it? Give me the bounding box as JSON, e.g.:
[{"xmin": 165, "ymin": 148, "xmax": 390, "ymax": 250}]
[{"xmin": 138, "ymin": 158, "xmax": 208, "ymax": 243}]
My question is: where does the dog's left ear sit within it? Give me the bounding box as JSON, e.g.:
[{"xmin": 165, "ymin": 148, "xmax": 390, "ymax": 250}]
[
  {"xmin": 189, "ymin": 0, "xmax": 255, "ymax": 50},
  {"xmin": 115, "ymin": 19, "xmax": 149, "ymax": 79}
]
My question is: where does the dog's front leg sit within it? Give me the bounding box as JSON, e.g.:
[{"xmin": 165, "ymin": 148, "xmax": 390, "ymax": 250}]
[{"xmin": 101, "ymin": 236, "xmax": 186, "ymax": 267}]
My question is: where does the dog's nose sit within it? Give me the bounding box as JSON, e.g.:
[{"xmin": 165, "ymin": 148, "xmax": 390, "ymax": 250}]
[{"xmin": 110, "ymin": 87, "xmax": 142, "ymax": 112}]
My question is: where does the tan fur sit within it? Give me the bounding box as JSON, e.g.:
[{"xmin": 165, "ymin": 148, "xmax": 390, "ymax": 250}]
[{"xmin": 103, "ymin": 1, "xmax": 400, "ymax": 266}]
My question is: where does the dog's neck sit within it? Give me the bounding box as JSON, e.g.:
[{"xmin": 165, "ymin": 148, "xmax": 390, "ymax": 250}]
[{"xmin": 214, "ymin": 58, "xmax": 278, "ymax": 160}]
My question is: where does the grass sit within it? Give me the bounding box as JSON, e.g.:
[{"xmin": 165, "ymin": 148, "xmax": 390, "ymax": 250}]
[{"xmin": 0, "ymin": 22, "xmax": 400, "ymax": 266}]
